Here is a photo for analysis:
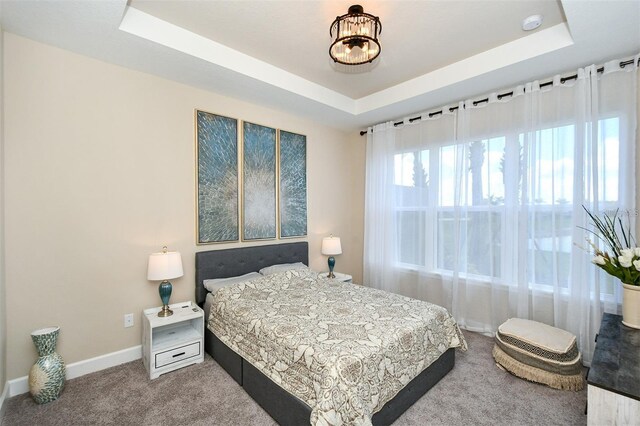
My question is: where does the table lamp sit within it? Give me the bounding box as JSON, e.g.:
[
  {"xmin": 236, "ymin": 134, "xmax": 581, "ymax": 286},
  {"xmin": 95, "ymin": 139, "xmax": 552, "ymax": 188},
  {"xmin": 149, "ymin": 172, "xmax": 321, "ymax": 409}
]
[
  {"xmin": 321, "ymin": 235, "xmax": 342, "ymax": 278},
  {"xmin": 147, "ymin": 246, "xmax": 184, "ymax": 317}
]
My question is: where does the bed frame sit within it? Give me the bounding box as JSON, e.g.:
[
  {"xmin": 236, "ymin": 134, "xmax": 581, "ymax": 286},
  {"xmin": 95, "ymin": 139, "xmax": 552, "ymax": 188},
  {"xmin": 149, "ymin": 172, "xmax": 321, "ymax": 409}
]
[{"xmin": 195, "ymin": 242, "xmax": 455, "ymax": 425}]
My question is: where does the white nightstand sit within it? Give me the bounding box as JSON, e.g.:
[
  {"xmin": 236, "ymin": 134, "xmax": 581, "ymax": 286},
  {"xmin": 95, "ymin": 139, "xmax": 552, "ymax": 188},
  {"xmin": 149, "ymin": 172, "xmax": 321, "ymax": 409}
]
[
  {"xmin": 319, "ymin": 272, "xmax": 353, "ymax": 283},
  {"xmin": 142, "ymin": 301, "xmax": 204, "ymax": 379}
]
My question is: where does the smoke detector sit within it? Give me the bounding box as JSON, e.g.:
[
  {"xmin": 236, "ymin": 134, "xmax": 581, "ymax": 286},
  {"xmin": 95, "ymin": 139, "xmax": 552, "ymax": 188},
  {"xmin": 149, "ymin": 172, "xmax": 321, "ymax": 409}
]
[{"xmin": 522, "ymin": 15, "xmax": 543, "ymax": 31}]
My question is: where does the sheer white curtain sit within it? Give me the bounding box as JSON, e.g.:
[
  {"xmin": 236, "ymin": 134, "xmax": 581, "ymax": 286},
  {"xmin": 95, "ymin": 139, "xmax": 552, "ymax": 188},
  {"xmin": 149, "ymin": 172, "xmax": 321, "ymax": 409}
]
[{"xmin": 364, "ymin": 57, "xmax": 638, "ymax": 363}]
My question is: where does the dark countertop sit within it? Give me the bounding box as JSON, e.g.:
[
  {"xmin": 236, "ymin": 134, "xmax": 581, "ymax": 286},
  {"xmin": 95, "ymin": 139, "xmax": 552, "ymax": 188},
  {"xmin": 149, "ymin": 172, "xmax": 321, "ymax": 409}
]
[{"xmin": 587, "ymin": 313, "xmax": 640, "ymax": 401}]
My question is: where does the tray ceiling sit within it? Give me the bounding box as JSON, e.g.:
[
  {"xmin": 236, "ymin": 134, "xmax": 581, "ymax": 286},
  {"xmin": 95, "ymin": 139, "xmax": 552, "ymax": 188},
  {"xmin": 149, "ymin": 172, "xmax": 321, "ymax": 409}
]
[
  {"xmin": 130, "ymin": 0, "xmax": 566, "ymax": 98},
  {"xmin": 1, "ymin": 0, "xmax": 639, "ymax": 131}
]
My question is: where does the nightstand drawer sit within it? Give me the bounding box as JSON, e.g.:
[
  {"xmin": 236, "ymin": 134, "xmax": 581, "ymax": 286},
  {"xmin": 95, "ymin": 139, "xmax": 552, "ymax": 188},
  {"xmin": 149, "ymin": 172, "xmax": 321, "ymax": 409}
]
[{"xmin": 155, "ymin": 341, "xmax": 201, "ymax": 368}]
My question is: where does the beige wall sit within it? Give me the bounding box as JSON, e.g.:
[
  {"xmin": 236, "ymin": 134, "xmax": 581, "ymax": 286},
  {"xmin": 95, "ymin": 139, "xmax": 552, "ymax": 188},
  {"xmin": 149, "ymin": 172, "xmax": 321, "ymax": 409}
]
[
  {"xmin": 3, "ymin": 33, "xmax": 365, "ymax": 380},
  {"xmin": 637, "ymin": 72, "xmax": 640, "ymax": 241},
  {"xmin": 345, "ymin": 132, "xmax": 366, "ymax": 280},
  {"xmin": 0, "ymin": 28, "xmax": 6, "ymax": 390}
]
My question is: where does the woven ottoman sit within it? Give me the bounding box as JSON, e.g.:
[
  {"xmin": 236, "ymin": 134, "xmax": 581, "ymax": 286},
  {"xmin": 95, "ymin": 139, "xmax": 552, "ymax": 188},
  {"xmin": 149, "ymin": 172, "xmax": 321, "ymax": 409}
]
[{"xmin": 493, "ymin": 318, "xmax": 584, "ymax": 391}]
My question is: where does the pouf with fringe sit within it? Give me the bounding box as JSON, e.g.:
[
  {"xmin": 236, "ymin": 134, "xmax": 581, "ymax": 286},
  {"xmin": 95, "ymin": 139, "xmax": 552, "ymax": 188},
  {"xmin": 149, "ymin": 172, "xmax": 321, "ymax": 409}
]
[{"xmin": 493, "ymin": 318, "xmax": 584, "ymax": 391}]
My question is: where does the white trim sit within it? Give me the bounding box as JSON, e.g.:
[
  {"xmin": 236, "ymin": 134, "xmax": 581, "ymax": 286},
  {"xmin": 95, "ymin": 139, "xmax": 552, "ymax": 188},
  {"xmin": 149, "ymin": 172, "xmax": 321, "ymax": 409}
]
[
  {"xmin": 0, "ymin": 382, "xmax": 9, "ymax": 423},
  {"xmin": 6, "ymin": 377, "xmax": 27, "ymax": 398},
  {"xmin": 118, "ymin": 6, "xmax": 575, "ymax": 117},
  {"xmin": 119, "ymin": 6, "xmax": 355, "ymax": 114},
  {"xmin": 356, "ymin": 23, "xmax": 574, "ymax": 114},
  {"xmin": 7, "ymin": 345, "xmax": 141, "ymax": 397}
]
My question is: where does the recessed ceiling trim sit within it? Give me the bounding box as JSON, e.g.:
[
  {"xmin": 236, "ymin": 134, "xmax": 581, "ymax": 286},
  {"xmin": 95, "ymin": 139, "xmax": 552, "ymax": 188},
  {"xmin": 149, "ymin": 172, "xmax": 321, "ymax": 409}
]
[
  {"xmin": 120, "ymin": 6, "xmax": 574, "ymax": 118},
  {"xmin": 1, "ymin": 0, "xmax": 637, "ymax": 131},
  {"xmin": 119, "ymin": 6, "xmax": 356, "ymax": 114},
  {"xmin": 356, "ymin": 23, "xmax": 574, "ymax": 114}
]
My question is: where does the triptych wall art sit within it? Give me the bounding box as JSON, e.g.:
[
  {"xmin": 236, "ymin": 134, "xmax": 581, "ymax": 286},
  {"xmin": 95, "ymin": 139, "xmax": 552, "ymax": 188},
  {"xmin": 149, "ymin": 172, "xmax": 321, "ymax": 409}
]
[
  {"xmin": 279, "ymin": 130, "xmax": 307, "ymax": 238},
  {"xmin": 242, "ymin": 122, "xmax": 277, "ymax": 241},
  {"xmin": 195, "ymin": 110, "xmax": 307, "ymax": 244},
  {"xmin": 196, "ymin": 111, "xmax": 239, "ymax": 243}
]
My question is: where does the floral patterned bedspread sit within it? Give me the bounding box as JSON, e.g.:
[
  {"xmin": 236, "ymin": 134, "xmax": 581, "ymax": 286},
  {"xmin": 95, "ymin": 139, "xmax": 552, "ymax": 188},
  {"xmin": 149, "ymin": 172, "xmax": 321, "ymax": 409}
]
[{"xmin": 209, "ymin": 269, "xmax": 466, "ymax": 426}]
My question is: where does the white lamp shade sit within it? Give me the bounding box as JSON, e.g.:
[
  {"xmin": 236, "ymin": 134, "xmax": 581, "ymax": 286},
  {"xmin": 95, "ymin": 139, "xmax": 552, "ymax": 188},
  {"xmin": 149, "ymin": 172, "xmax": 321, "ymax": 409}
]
[
  {"xmin": 321, "ymin": 236, "xmax": 342, "ymax": 256},
  {"xmin": 147, "ymin": 251, "xmax": 184, "ymax": 281}
]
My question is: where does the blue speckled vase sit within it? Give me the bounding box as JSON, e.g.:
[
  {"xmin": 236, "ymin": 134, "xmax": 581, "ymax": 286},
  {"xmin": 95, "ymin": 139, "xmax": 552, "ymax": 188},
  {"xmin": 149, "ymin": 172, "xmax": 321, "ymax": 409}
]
[{"xmin": 29, "ymin": 327, "xmax": 66, "ymax": 404}]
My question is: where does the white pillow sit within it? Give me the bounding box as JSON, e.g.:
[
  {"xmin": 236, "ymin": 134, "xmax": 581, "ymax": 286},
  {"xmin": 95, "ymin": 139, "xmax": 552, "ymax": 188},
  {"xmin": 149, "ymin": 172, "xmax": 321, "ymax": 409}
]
[
  {"xmin": 259, "ymin": 262, "xmax": 308, "ymax": 276},
  {"xmin": 203, "ymin": 272, "xmax": 262, "ymax": 293}
]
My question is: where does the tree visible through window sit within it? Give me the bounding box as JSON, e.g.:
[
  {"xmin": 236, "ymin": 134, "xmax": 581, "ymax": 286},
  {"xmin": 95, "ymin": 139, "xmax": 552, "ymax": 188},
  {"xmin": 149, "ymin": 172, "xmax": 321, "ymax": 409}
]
[{"xmin": 393, "ymin": 118, "xmax": 621, "ymax": 290}]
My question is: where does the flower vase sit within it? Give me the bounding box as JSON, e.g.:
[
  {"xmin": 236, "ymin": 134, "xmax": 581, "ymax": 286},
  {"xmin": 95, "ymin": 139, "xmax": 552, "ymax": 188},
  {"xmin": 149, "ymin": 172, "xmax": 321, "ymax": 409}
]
[
  {"xmin": 29, "ymin": 326, "xmax": 66, "ymax": 404},
  {"xmin": 622, "ymin": 283, "xmax": 640, "ymax": 329}
]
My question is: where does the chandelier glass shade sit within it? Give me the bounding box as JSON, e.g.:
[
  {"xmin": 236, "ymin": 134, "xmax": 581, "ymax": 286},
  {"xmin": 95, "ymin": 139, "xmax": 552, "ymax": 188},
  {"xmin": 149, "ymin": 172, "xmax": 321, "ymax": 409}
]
[{"xmin": 329, "ymin": 5, "xmax": 382, "ymax": 66}]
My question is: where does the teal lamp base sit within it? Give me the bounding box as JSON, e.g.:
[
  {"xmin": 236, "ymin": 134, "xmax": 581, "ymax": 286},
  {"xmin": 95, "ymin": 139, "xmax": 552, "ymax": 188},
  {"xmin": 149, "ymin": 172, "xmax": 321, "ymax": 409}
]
[
  {"xmin": 158, "ymin": 280, "xmax": 173, "ymax": 317},
  {"xmin": 327, "ymin": 256, "xmax": 336, "ymax": 278}
]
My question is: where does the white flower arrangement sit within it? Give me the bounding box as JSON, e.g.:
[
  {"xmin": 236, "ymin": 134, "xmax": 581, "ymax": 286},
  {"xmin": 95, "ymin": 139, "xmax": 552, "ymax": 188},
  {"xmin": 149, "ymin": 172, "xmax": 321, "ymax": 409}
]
[{"xmin": 582, "ymin": 207, "xmax": 640, "ymax": 286}]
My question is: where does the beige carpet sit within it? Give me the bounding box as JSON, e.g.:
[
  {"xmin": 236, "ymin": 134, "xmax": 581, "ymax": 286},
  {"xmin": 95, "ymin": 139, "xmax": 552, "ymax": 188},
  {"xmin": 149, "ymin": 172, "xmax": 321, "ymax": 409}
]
[{"xmin": 2, "ymin": 332, "xmax": 587, "ymax": 425}]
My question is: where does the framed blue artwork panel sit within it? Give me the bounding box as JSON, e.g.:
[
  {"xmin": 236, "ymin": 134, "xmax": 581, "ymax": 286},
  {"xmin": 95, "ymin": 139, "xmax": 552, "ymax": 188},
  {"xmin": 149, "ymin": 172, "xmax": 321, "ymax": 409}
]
[
  {"xmin": 242, "ymin": 122, "xmax": 277, "ymax": 241},
  {"xmin": 279, "ymin": 130, "xmax": 307, "ymax": 238},
  {"xmin": 195, "ymin": 110, "xmax": 239, "ymax": 244}
]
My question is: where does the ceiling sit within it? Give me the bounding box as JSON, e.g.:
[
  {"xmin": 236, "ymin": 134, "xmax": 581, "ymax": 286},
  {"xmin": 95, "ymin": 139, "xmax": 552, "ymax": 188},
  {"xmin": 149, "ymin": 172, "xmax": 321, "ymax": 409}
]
[
  {"xmin": 129, "ymin": 0, "xmax": 566, "ymax": 99},
  {"xmin": 0, "ymin": 1, "xmax": 639, "ymax": 132}
]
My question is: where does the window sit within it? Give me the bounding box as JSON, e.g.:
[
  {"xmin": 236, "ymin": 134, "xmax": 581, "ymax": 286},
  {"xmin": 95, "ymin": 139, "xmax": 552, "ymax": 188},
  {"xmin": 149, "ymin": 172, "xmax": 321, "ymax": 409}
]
[
  {"xmin": 394, "ymin": 149, "xmax": 430, "ymax": 267},
  {"xmin": 393, "ymin": 118, "xmax": 622, "ymax": 290}
]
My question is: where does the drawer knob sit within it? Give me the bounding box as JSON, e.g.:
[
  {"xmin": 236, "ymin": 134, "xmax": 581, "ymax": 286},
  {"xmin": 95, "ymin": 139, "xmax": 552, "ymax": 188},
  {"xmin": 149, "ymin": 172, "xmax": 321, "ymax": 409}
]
[{"xmin": 172, "ymin": 352, "xmax": 186, "ymax": 358}]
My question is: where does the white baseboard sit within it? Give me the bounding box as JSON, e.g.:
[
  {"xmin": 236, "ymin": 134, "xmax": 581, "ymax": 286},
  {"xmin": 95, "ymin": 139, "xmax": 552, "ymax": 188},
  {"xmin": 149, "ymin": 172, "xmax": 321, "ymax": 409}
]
[
  {"xmin": 0, "ymin": 382, "xmax": 9, "ymax": 424},
  {"xmin": 65, "ymin": 345, "xmax": 142, "ymax": 381},
  {"xmin": 8, "ymin": 345, "xmax": 141, "ymax": 398}
]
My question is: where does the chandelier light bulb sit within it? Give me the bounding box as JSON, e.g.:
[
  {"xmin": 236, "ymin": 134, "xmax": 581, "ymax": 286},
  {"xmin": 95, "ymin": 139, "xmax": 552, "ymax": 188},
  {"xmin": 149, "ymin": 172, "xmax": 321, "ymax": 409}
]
[{"xmin": 329, "ymin": 4, "xmax": 382, "ymax": 66}]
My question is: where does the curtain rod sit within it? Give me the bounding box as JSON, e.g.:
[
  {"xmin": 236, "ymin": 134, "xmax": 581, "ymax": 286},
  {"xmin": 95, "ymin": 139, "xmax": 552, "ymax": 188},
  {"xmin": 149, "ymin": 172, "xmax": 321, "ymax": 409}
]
[{"xmin": 359, "ymin": 58, "xmax": 639, "ymax": 136}]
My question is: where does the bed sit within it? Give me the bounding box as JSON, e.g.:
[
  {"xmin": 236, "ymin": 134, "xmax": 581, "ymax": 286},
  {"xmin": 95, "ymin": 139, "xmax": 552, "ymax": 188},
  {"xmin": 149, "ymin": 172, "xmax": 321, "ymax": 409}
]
[{"xmin": 196, "ymin": 242, "xmax": 465, "ymax": 425}]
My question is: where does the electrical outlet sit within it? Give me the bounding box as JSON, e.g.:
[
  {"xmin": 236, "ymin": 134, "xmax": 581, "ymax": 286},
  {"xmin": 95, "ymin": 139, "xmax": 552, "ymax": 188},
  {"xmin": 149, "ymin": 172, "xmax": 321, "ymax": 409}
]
[{"xmin": 124, "ymin": 313, "xmax": 134, "ymax": 328}]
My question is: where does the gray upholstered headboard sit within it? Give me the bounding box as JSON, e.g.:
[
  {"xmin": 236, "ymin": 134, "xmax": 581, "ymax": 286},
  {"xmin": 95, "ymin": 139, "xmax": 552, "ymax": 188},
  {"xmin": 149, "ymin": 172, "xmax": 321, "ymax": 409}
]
[{"xmin": 195, "ymin": 241, "xmax": 309, "ymax": 305}]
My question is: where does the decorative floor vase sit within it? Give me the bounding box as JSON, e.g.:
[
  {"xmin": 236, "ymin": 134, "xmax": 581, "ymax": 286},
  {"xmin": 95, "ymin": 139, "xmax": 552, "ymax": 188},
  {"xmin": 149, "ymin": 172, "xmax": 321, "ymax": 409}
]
[
  {"xmin": 622, "ymin": 283, "xmax": 640, "ymax": 329},
  {"xmin": 29, "ymin": 326, "xmax": 66, "ymax": 404}
]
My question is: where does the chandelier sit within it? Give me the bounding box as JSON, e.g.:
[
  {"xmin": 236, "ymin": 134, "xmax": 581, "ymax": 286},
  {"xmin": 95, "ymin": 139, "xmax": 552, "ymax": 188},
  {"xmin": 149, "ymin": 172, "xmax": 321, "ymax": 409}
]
[{"xmin": 329, "ymin": 5, "xmax": 382, "ymax": 66}]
